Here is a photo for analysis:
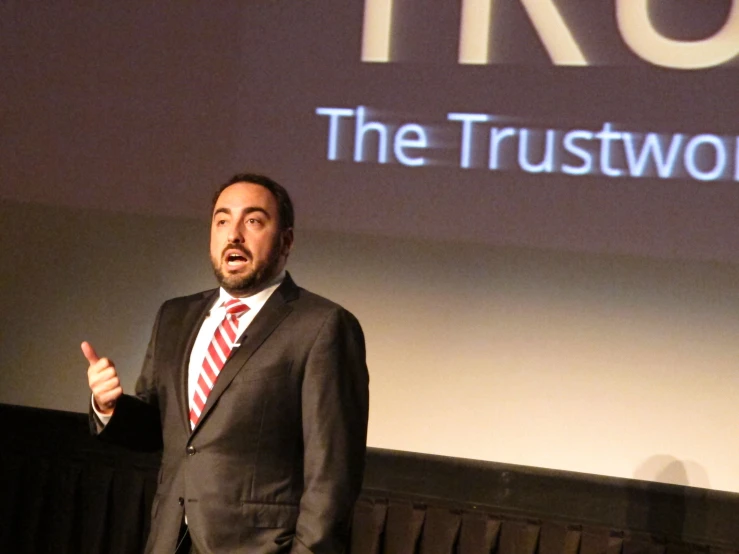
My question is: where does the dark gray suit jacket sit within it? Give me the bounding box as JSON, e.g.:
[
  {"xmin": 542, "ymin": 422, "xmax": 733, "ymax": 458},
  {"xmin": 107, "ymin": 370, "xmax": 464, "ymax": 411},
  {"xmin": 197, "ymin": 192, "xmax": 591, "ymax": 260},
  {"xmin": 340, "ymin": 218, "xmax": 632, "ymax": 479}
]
[{"xmin": 96, "ymin": 274, "xmax": 369, "ymax": 553}]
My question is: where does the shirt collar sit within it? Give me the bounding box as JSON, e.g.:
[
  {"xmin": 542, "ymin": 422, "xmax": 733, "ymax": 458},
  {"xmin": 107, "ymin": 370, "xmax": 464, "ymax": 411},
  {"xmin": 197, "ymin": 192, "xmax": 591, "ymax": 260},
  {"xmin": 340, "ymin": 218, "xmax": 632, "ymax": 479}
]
[{"xmin": 213, "ymin": 270, "xmax": 286, "ymax": 312}]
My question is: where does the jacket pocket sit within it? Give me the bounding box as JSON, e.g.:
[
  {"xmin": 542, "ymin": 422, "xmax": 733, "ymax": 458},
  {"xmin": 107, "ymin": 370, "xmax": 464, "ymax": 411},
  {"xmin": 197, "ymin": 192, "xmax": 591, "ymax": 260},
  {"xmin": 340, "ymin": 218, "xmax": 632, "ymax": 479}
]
[{"xmin": 240, "ymin": 501, "xmax": 299, "ymax": 528}]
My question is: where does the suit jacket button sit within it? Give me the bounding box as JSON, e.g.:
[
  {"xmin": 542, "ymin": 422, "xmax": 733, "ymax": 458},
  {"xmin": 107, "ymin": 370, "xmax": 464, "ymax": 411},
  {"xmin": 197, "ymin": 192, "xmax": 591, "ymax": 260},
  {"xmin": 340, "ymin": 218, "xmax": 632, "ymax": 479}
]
[
  {"xmin": 178, "ymin": 497, "xmax": 185, "ymax": 506},
  {"xmin": 186, "ymin": 446, "xmax": 196, "ymax": 456}
]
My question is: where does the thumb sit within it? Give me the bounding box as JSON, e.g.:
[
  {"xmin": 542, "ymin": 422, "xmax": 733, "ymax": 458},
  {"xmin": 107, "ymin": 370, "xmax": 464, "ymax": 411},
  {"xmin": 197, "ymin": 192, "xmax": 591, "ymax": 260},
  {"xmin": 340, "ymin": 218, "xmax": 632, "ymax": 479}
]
[{"xmin": 81, "ymin": 341, "xmax": 100, "ymax": 365}]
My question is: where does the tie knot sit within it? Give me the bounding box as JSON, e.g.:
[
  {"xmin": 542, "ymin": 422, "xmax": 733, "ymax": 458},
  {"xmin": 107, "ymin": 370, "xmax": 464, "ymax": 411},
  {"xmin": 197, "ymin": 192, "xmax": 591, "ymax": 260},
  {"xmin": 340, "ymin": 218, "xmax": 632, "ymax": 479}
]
[{"xmin": 224, "ymin": 299, "xmax": 249, "ymax": 317}]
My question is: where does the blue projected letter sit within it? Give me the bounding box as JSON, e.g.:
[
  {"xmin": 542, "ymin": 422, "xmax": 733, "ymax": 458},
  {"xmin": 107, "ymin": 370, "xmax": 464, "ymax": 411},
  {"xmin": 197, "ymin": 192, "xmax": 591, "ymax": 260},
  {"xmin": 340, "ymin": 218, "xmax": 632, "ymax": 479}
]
[
  {"xmin": 394, "ymin": 124, "xmax": 428, "ymax": 166},
  {"xmin": 488, "ymin": 127, "xmax": 516, "ymax": 170},
  {"xmin": 684, "ymin": 134, "xmax": 727, "ymax": 181},
  {"xmin": 316, "ymin": 107, "xmax": 356, "ymax": 160},
  {"xmin": 561, "ymin": 130, "xmax": 594, "ymax": 175},
  {"xmin": 448, "ymin": 112, "xmax": 490, "ymax": 168},
  {"xmin": 623, "ymin": 132, "xmax": 684, "ymax": 178},
  {"xmin": 518, "ymin": 129, "xmax": 557, "ymax": 173},
  {"xmin": 596, "ymin": 123, "xmax": 624, "ymax": 177},
  {"xmin": 355, "ymin": 106, "xmax": 389, "ymax": 163}
]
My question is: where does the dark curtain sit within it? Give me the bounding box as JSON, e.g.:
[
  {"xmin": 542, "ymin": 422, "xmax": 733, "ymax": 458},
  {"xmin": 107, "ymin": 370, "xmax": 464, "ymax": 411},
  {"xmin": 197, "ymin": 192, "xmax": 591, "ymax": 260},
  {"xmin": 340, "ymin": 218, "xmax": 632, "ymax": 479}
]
[
  {"xmin": 2, "ymin": 404, "xmax": 737, "ymax": 554},
  {"xmin": 0, "ymin": 448, "xmax": 157, "ymax": 553},
  {"xmin": 349, "ymin": 497, "xmax": 735, "ymax": 554}
]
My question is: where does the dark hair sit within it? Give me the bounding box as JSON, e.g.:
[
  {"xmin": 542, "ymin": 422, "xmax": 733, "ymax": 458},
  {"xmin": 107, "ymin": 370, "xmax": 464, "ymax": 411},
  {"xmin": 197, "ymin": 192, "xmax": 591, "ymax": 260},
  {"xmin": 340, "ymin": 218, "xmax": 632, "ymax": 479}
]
[{"xmin": 211, "ymin": 173, "xmax": 294, "ymax": 230}]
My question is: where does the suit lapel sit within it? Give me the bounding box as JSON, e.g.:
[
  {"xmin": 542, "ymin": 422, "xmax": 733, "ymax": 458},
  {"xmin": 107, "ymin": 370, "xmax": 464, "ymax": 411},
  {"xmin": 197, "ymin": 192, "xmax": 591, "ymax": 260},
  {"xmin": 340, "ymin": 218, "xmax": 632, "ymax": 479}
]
[
  {"xmin": 176, "ymin": 290, "xmax": 218, "ymax": 433},
  {"xmin": 192, "ymin": 274, "xmax": 299, "ymax": 434}
]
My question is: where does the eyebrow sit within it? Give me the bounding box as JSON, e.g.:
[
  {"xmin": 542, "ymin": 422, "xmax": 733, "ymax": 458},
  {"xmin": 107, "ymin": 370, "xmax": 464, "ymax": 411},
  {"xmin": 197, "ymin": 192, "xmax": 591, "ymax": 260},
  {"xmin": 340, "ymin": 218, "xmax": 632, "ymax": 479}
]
[{"xmin": 212, "ymin": 206, "xmax": 271, "ymax": 219}]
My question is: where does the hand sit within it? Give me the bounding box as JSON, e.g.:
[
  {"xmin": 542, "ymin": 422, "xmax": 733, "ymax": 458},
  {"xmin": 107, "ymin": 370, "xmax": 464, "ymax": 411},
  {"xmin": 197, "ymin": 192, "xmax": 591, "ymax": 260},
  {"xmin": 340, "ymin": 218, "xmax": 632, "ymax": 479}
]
[{"xmin": 82, "ymin": 341, "xmax": 122, "ymax": 415}]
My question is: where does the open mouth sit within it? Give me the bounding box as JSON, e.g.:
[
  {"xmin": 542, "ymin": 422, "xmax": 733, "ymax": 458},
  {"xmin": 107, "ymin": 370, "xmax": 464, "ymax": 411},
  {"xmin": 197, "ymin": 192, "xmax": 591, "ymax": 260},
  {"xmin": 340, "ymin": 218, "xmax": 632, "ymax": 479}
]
[{"xmin": 224, "ymin": 250, "xmax": 249, "ymax": 268}]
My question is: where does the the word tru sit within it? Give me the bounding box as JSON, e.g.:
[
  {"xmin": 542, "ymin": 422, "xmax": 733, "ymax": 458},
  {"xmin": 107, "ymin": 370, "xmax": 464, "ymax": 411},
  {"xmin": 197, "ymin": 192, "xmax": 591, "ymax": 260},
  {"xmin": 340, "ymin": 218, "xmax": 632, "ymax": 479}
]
[
  {"xmin": 361, "ymin": 0, "xmax": 739, "ymax": 69},
  {"xmin": 315, "ymin": 106, "xmax": 430, "ymax": 166}
]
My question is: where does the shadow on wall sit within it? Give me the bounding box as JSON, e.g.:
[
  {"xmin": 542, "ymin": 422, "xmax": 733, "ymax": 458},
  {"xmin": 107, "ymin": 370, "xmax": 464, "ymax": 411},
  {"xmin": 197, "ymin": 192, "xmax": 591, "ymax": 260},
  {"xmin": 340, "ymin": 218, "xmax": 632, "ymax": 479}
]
[
  {"xmin": 628, "ymin": 455, "xmax": 710, "ymax": 541},
  {"xmin": 633, "ymin": 455, "xmax": 710, "ymax": 489}
]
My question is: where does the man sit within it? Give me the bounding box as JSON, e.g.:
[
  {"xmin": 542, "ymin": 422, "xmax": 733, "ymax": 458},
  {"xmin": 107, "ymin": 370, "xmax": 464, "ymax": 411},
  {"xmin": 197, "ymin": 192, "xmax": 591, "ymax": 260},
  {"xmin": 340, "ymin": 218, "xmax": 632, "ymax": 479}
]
[{"xmin": 83, "ymin": 173, "xmax": 369, "ymax": 553}]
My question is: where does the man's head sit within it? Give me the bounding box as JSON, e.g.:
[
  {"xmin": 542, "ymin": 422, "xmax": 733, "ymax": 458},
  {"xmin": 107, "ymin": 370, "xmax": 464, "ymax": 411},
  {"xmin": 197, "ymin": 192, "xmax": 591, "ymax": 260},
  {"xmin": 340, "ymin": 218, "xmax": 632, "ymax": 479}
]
[{"xmin": 209, "ymin": 173, "xmax": 294, "ymax": 297}]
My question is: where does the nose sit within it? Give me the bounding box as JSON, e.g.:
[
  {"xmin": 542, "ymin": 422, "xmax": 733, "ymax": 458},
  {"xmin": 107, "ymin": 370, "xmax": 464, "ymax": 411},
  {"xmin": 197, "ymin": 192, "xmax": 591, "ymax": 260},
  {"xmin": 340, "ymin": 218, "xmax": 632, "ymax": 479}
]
[{"xmin": 227, "ymin": 221, "xmax": 244, "ymax": 243}]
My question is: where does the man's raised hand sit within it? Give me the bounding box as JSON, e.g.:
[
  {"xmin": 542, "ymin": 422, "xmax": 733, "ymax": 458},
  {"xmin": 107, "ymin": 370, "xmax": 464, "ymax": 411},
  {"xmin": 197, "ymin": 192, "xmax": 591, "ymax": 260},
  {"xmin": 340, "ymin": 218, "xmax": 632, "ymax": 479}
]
[{"xmin": 82, "ymin": 341, "xmax": 122, "ymax": 415}]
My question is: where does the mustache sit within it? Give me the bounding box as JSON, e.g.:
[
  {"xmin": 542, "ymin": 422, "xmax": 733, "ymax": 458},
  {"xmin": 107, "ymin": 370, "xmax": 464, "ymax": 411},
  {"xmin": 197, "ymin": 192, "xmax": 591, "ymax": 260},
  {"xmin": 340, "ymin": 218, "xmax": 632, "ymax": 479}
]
[{"xmin": 222, "ymin": 244, "xmax": 252, "ymax": 259}]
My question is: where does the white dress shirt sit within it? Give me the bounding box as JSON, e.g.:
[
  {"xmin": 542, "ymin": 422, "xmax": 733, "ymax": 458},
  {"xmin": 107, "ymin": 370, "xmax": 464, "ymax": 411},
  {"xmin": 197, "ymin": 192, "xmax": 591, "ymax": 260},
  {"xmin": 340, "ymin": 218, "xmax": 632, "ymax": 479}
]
[
  {"xmin": 186, "ymin": 271, "xmax": 284, "ymax": 418},
  {"xmin": 93, "ymin": 271, "xmax": 285, "ymax": 427}
]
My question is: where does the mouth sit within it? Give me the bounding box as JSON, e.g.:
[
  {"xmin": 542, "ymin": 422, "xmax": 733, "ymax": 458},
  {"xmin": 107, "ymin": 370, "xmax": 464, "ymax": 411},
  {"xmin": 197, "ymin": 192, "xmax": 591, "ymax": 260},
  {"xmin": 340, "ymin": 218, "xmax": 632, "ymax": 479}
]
[{"xmin": 223, "ymin": 248, "xmax": 250, "ymax": 269}]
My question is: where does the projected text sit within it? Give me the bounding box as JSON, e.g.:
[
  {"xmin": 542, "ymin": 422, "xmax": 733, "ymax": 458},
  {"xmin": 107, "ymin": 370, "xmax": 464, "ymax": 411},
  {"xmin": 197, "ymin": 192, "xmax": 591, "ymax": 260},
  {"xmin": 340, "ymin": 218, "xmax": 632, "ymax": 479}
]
[
  {"xmin": 316, "ymin": 106, "xmax": 739, "ymax": 183},
  {"xmin": 361, "ymin": 0, "xmax": 739, "ymax": 69}
]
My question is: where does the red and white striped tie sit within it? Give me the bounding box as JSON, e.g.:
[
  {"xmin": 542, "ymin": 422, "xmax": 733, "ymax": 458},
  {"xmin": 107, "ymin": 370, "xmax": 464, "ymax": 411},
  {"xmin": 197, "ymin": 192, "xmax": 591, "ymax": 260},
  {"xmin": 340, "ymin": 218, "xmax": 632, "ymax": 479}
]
[{"xmin": 189, "ymin": 298, "xmax": 249, "ymax": 428}]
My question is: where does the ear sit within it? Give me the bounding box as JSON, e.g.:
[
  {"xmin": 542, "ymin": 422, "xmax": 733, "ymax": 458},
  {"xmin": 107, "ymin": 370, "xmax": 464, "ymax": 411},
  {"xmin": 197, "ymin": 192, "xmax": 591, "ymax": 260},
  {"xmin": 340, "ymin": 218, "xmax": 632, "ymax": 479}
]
[{"xmin": 280, "ymin": 228, "xmax": 294, "ymax": 257}]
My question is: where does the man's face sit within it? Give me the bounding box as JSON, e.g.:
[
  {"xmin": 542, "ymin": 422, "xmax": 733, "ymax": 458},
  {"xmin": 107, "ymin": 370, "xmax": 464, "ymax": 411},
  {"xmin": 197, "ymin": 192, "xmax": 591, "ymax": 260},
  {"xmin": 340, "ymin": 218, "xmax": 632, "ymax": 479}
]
[{"xmin": 209, "ymin": 182, "xmax": 293, "ymax": 297}]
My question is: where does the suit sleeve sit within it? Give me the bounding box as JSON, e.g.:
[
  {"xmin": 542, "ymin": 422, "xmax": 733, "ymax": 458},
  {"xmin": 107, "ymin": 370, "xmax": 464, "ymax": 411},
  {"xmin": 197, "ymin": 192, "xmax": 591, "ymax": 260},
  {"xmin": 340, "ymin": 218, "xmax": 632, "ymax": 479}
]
[
  {"xmin": 92, "ymin": 304, "xmax": 164, "ymax": 452},
  {"xmin": 291, "ymin": 308, "xmax": 370, "ymax": 554}
]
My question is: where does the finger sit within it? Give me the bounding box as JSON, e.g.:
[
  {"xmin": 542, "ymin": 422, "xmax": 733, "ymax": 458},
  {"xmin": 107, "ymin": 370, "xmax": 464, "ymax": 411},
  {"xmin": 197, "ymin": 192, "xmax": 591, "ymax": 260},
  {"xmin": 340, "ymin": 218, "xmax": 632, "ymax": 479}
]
[
  {"xmin": 81, "ymin": 341, "xmax": 100, "ymax": 365},
  {"xmin": 89, "ymin": 368, "xmax": 119, "ymax": 389},
  {"xmin": 89, "ymin": 360, "xmax": 116, "ymax": 376},
  {"xmin": 92, "ymin": 375, "xmax": 122, "ymax": 401},
  {"xmin": 95, "ymin": 386, "xmax": 123, "ymax": 408}
]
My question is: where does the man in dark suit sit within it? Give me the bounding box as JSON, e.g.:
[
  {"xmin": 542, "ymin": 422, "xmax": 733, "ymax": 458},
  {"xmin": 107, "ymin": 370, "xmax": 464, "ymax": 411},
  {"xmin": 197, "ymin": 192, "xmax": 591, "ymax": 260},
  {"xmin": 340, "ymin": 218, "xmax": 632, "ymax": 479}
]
[{"xmin": 83, "ymin": 174, "xmax": 369, "ymax": 553}]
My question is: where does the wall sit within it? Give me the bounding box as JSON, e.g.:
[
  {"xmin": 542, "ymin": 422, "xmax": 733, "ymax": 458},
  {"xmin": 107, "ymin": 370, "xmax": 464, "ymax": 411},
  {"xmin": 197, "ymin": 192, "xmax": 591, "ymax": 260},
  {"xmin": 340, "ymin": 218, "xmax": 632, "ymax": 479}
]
[{"xmin": 2, "ymin": 199, "xmax": 737, "ymax": 492}]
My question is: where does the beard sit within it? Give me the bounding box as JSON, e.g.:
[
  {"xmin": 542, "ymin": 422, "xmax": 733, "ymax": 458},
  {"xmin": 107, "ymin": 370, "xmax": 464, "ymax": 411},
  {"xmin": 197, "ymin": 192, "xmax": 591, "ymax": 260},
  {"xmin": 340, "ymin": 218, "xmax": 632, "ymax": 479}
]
[{"xmin": 211, "ymin": 237, "xmax": 283, "ymax": 297}]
